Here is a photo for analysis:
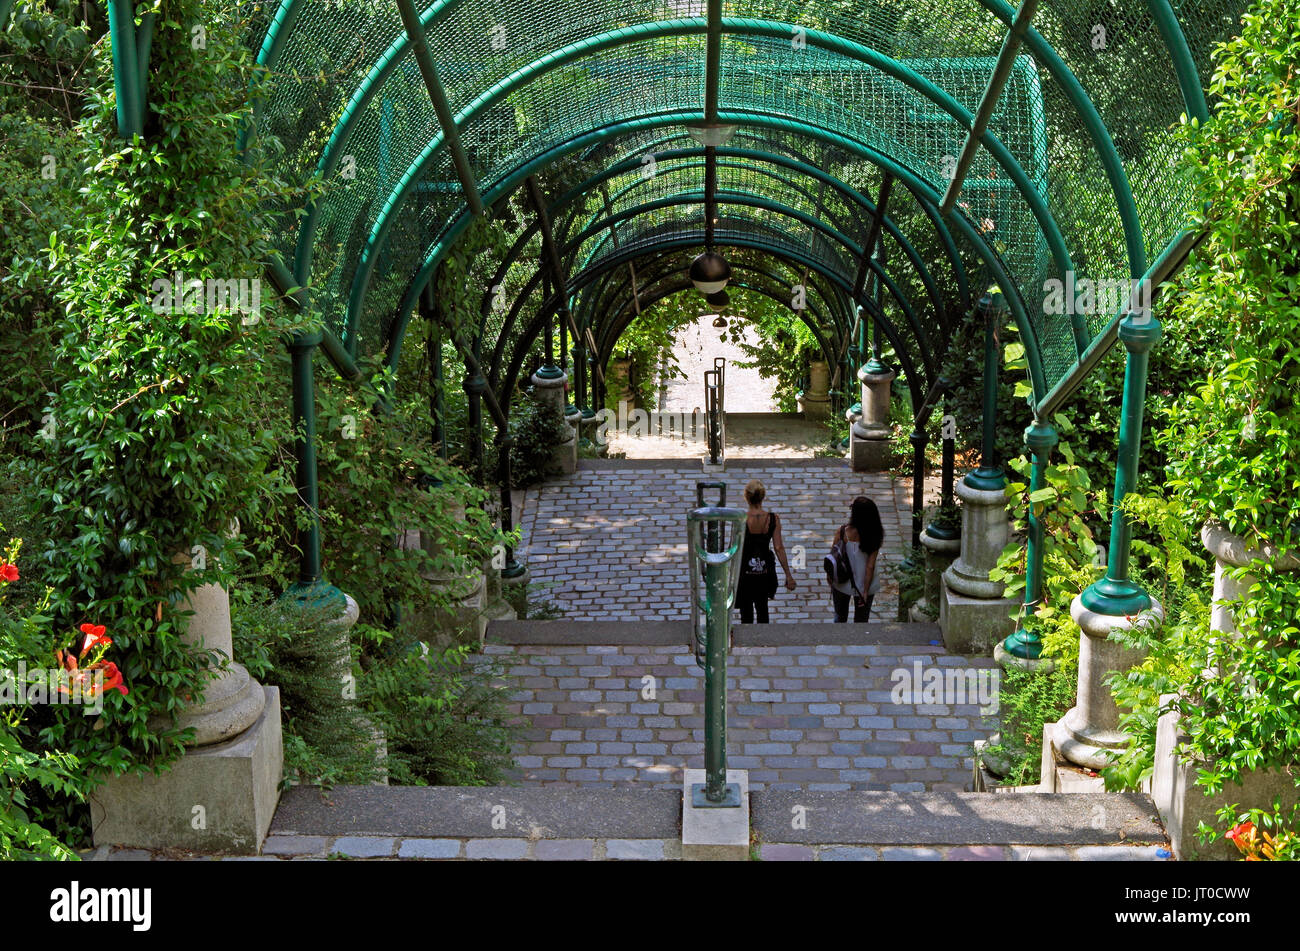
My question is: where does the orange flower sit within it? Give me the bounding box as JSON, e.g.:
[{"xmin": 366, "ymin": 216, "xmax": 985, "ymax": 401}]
[{"xmin": 78, "ymin": 623, "xmax": 111, "ymax": 656}]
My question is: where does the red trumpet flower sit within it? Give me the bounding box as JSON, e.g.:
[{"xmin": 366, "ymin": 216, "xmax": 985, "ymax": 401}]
[
  {"xmin": 0, "ymin": 563, "xmax": 17, "ymax": 583},
  {"xmin": 78, "ymin": 623, "xmax": 111, "ymax": 656}
]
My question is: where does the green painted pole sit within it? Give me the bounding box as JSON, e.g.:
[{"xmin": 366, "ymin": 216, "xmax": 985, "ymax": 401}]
[
  {"xmin": 1001, "ymin": 418, "xmax": 1059, "ymax": 658},
  {"xmin": 910, "ymin": 427, "xmax": 926, "ymax": 548},
  {"xmin": 394, "ymin": 0, "xmax": 483, "ymax": 216},
  {"xmin": 106, "ymin": 0, "xmax": 143, "ymax": 138},
  {"xmin": 288, "ymin": 332, "xmax": 323, "ymax": 586},
  {"xmin": 966, "ymin": 292, "xmax": 1006, "ymax": 490},
  {"xmin": 939, "ymin": 0, "xmax": 1041, "ymax": 214},
  {"xmin": 704, "ymin": 0, "xmax": 722, "ymax": 123},
  {"xmin": 1080, "ymin": 314, "xmax": 1161, "ymax": 616}
]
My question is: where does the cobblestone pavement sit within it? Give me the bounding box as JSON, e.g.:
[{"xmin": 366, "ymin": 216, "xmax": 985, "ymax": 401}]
[
  {"xmin": 92, "ymin": 839, "xmax": 1170, "ymax": 861},
  {"xmin": 480, "ymin": 642, "xmax": 999, "ymax": 792},
  {"xmin": 518, "ymin": 462, "xmax": 915, "ymax": 622}
]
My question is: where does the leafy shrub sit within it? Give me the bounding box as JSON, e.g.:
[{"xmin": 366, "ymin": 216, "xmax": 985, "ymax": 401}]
[
  {"xmin": 361, "ymin": 645, "xmax": 516, "ymax": 786},
  {"xmin": 231, "ymin": 596, "xmax": 384, "ymax": 787},
  {"xmin": 504, "ymin": 395, "xmax": 571, "ymax": 487}
]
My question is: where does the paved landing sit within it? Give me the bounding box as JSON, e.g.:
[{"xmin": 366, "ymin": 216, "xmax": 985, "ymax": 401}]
[{"xmin": 517, "ymin": 461, "xmax": 914, "ymax": 623}]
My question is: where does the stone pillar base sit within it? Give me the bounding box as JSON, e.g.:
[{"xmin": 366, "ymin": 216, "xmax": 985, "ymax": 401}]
[
  {"xmin": 937, "ymin": 583, "xmax": 1017, "ymax": 654},
  {"xmin": 912, "ymin": 529, "xmax": 961, "ymax": 621},
  {"xmin": 1050, "ymin": 597, "xmax": 1160, "ymax": 770},
  {"xmin": 409, "ymin": 571, "xmax": 488, "ymax": 648},
  {"xmin": 849, "ymin": 427, "xmax": 893, "ymax": 471},
  {"xmin": 501, "ymin": 567, "xmax": 531, "ymax": 619},
  {"xmin": 92, "ymin": 686, "xmax": 283, "ymax": 852},
  {"xmin": 551, "ymin": 432, "xmax": 578, "ymax": 475},
  {"xmin": 797, "ymin": 393, "xmax": 831, "ymax": 420}
]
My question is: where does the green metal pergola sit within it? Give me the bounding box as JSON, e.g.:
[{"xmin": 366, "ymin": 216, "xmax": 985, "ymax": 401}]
[{"xmin": 105, "ymin": 0, "xmax": 1244, "ymax": 654}]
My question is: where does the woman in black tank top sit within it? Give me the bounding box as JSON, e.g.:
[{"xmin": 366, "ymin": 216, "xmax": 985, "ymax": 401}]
[{"xmin": 736, "ymin": 479, "xmax": 796, "ymax": 624}]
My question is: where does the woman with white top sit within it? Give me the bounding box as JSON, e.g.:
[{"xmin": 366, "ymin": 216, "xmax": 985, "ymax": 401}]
[{"xmin": 830, "ymin": 496, "xmax": 884, "ymax": 622}]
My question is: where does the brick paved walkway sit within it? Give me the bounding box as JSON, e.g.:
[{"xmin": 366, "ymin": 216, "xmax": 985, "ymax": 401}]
[
  {"xmin": 484, "ymin": 642, "xmax": 998, "ymax": 792},
  {"xmin": 518, "ymin": 461, "xmax": 914, "ymax": 622}
]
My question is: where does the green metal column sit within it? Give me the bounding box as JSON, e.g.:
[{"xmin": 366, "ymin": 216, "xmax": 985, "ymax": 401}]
[
  {"xmin": 106, "ymin": 0, "xmax": 143, "ymax": 138},
  {"xmin": 966, "ymin": 292, "xmax": 1006, "ymax": 490},
  {"xmin": 289, "ymin": 333, "xmax": 322, "ymax": 586},
  {"xmin": 1080, "ymin": 314, "xmax": 1162, "ymax": 616},
  {"xmin": 930, "ymin": 380, "xmax": 959, "ymax": 541},
  {"xmin": 910, "ymin": 427, "xmax": 927, "ymax": 548},
  {"xmin": 465, "ymin": 371, "xmax": 486, "ymax": 485},
  {"xmin": 284, "ymin": 331, "xmax": 343, "ymax": 610},
  {"xmin": 1001, "ymin": 418, "xmax": 1059, "ymax": 658}
]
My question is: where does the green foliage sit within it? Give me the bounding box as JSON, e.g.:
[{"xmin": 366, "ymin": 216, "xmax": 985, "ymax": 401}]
[
  {"xmin": 989, "ymin": 423, "xmax": 1105, "ymax": 639},
  {"xmin": 360, "ymin": 644, "xmax": 516, "ymax": 786},
  {"xmin": 503, "ymin": 394, "xmax": 572, "ymax": 488},
  {"xmin": 230, "ymin": 595, "xmax": 383, "ymax": 787},
  {"xmin": 982, "ymin": 429, "xmax": 1108, "ymax": 783},
  {"xmin": 1114, "ymin": 1, "xmax": 1300, "ymax": 855},
  {"xmin": 983, "ymin": 664, "xmax": 1078, "ymax": 787},
  {"xmin": 0, "ymin": 533, "xmax": 81, "ymax": 859},
  {"xmin": 301, "ymin": 370, "xmax": 505, "ymax": 623},
  {"xmin": 9, "ymin": 1, "xmax": 309, "ymax": 846}
]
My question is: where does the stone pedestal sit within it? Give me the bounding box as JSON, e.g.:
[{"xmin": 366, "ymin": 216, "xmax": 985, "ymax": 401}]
[
  {"xmin": 1049, "ymin": 599, "xmax": 1162, "ymax": 770},
  {"xmin": 1151, "ymin": 696, "xmax": 1298, "ymax": 859},
  {"xmin": 501, "ymin": 565, "xmax": 531, "ymax": 619},
  {"xmin": 910, "ymin": 526, "xmax": 960, "ymax": 622},
  {"xmin": 91, "ymin": 686, "xmax": 283, "ymax": 852},
  {"xmin": 399, "ymin": 499, "xmax": 489, "ymax": 648},
  {"xmin": 938, "ymin": 479, "xmax": 1016, "ymax": 653},
  {"xmin": 532, "ymin": 368, "xmax": 577, "ymax": 475},
  {"xmin": 850, "ymin": 366, "xmax": 895, "ymax": 471},
  {"xmin": 682, "ymin": 769, "xmax": 749, "ymax": 861},
  {"xmin": 797, "ymin": 360, "xmax": 832, "ymax": 420},
  {"xmin": 1149, "ymin": 524, "xmax": 1300, "ymax": 858},
  {"xmin": 92, "ymin": 551, "xmax": 283, "ymax": 851},
  {"xmin": 579, "ymin": 409, "xmax": 605, "ymax": 457}
]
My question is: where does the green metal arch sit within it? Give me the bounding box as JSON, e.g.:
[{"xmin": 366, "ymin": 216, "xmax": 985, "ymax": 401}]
[
  {"xmin": 255, "ymin": 0, "xmax": 1159, "ymax": 308},
  {"xmin": 581, "ymin": 128, "xmax": 974, "ymax": 310},
  {"xmin": 389, "ymin": 109, "xmax": 1047, "ymax": 400},
  {"xmin": 587, "ymin": 256, "xmax": 844, "ymax": 359},
  {"xmin": 563, "ymin": 189, "xmax": 936, "ymax": 379},
  {"xmin": 344, "ymin": 18, "xmax": 1075, "ymax": 351},
  {"xmin": 479, "ymin": 211, "xmax": 869, "ymax": 395},
  {"xmin": 577, "ymin": 245, "xmax": 851, "ymax": 349},
  {"xmin": 591, "ymin": 278, "xmax": 839, "ymax": 389},
  {"xmin": 497, "ymin": 233, "xmax": 928, "ymax": 422},
  {"xmin": 574, "ymin": 153, "xmax": 946, "ymax": 336}
]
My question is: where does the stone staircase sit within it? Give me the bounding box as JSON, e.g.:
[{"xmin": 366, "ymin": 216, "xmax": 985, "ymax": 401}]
[{"xmin": 91, "ymin": 617, "xmax": 1173, "ymax": 861}]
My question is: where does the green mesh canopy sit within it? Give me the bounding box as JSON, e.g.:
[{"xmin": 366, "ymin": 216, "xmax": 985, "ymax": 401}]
[{"xmin": 239, "ymin": 0, "xmax": 1246, "ymax": 410}]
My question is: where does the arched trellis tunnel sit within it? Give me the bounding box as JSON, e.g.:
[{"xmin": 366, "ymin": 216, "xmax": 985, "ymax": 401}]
[{"xmin": 105, "ymin": 0, "xmax": 1244, "ymax": 659}]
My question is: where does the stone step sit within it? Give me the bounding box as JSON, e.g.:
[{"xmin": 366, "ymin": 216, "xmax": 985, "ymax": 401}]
[
  {"xmin": 270, "ymin": 785, "xmax": 680, "ymax": 840},
  {"xmin": 577, "ymin": 456, "xmax": 849, "ymax": 471},
  {"xmin": 266, "ymin": 785, "xmax": 1170, "ymax": 859},
  {"xmin": 486, "ymin": 618, "xmax": 944, "ymax": 647},
  {"xmin": 751, "ymin": 790, "xmax": 1167, "ymax": 848}
]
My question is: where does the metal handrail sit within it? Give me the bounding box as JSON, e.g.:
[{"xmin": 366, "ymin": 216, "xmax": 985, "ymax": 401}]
[
  {"xmin": 704, "ymin": 357, "xmax": 726, "ymax": 465},
  {"xmin": 686, "ymin": 498, "xmax": 746, "ymax": 807}
]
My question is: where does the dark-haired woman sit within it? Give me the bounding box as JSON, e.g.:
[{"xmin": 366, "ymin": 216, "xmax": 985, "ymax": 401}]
[{"xmin": 830, "ymin": 496, "xmax": 883, "ymax": 622}]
